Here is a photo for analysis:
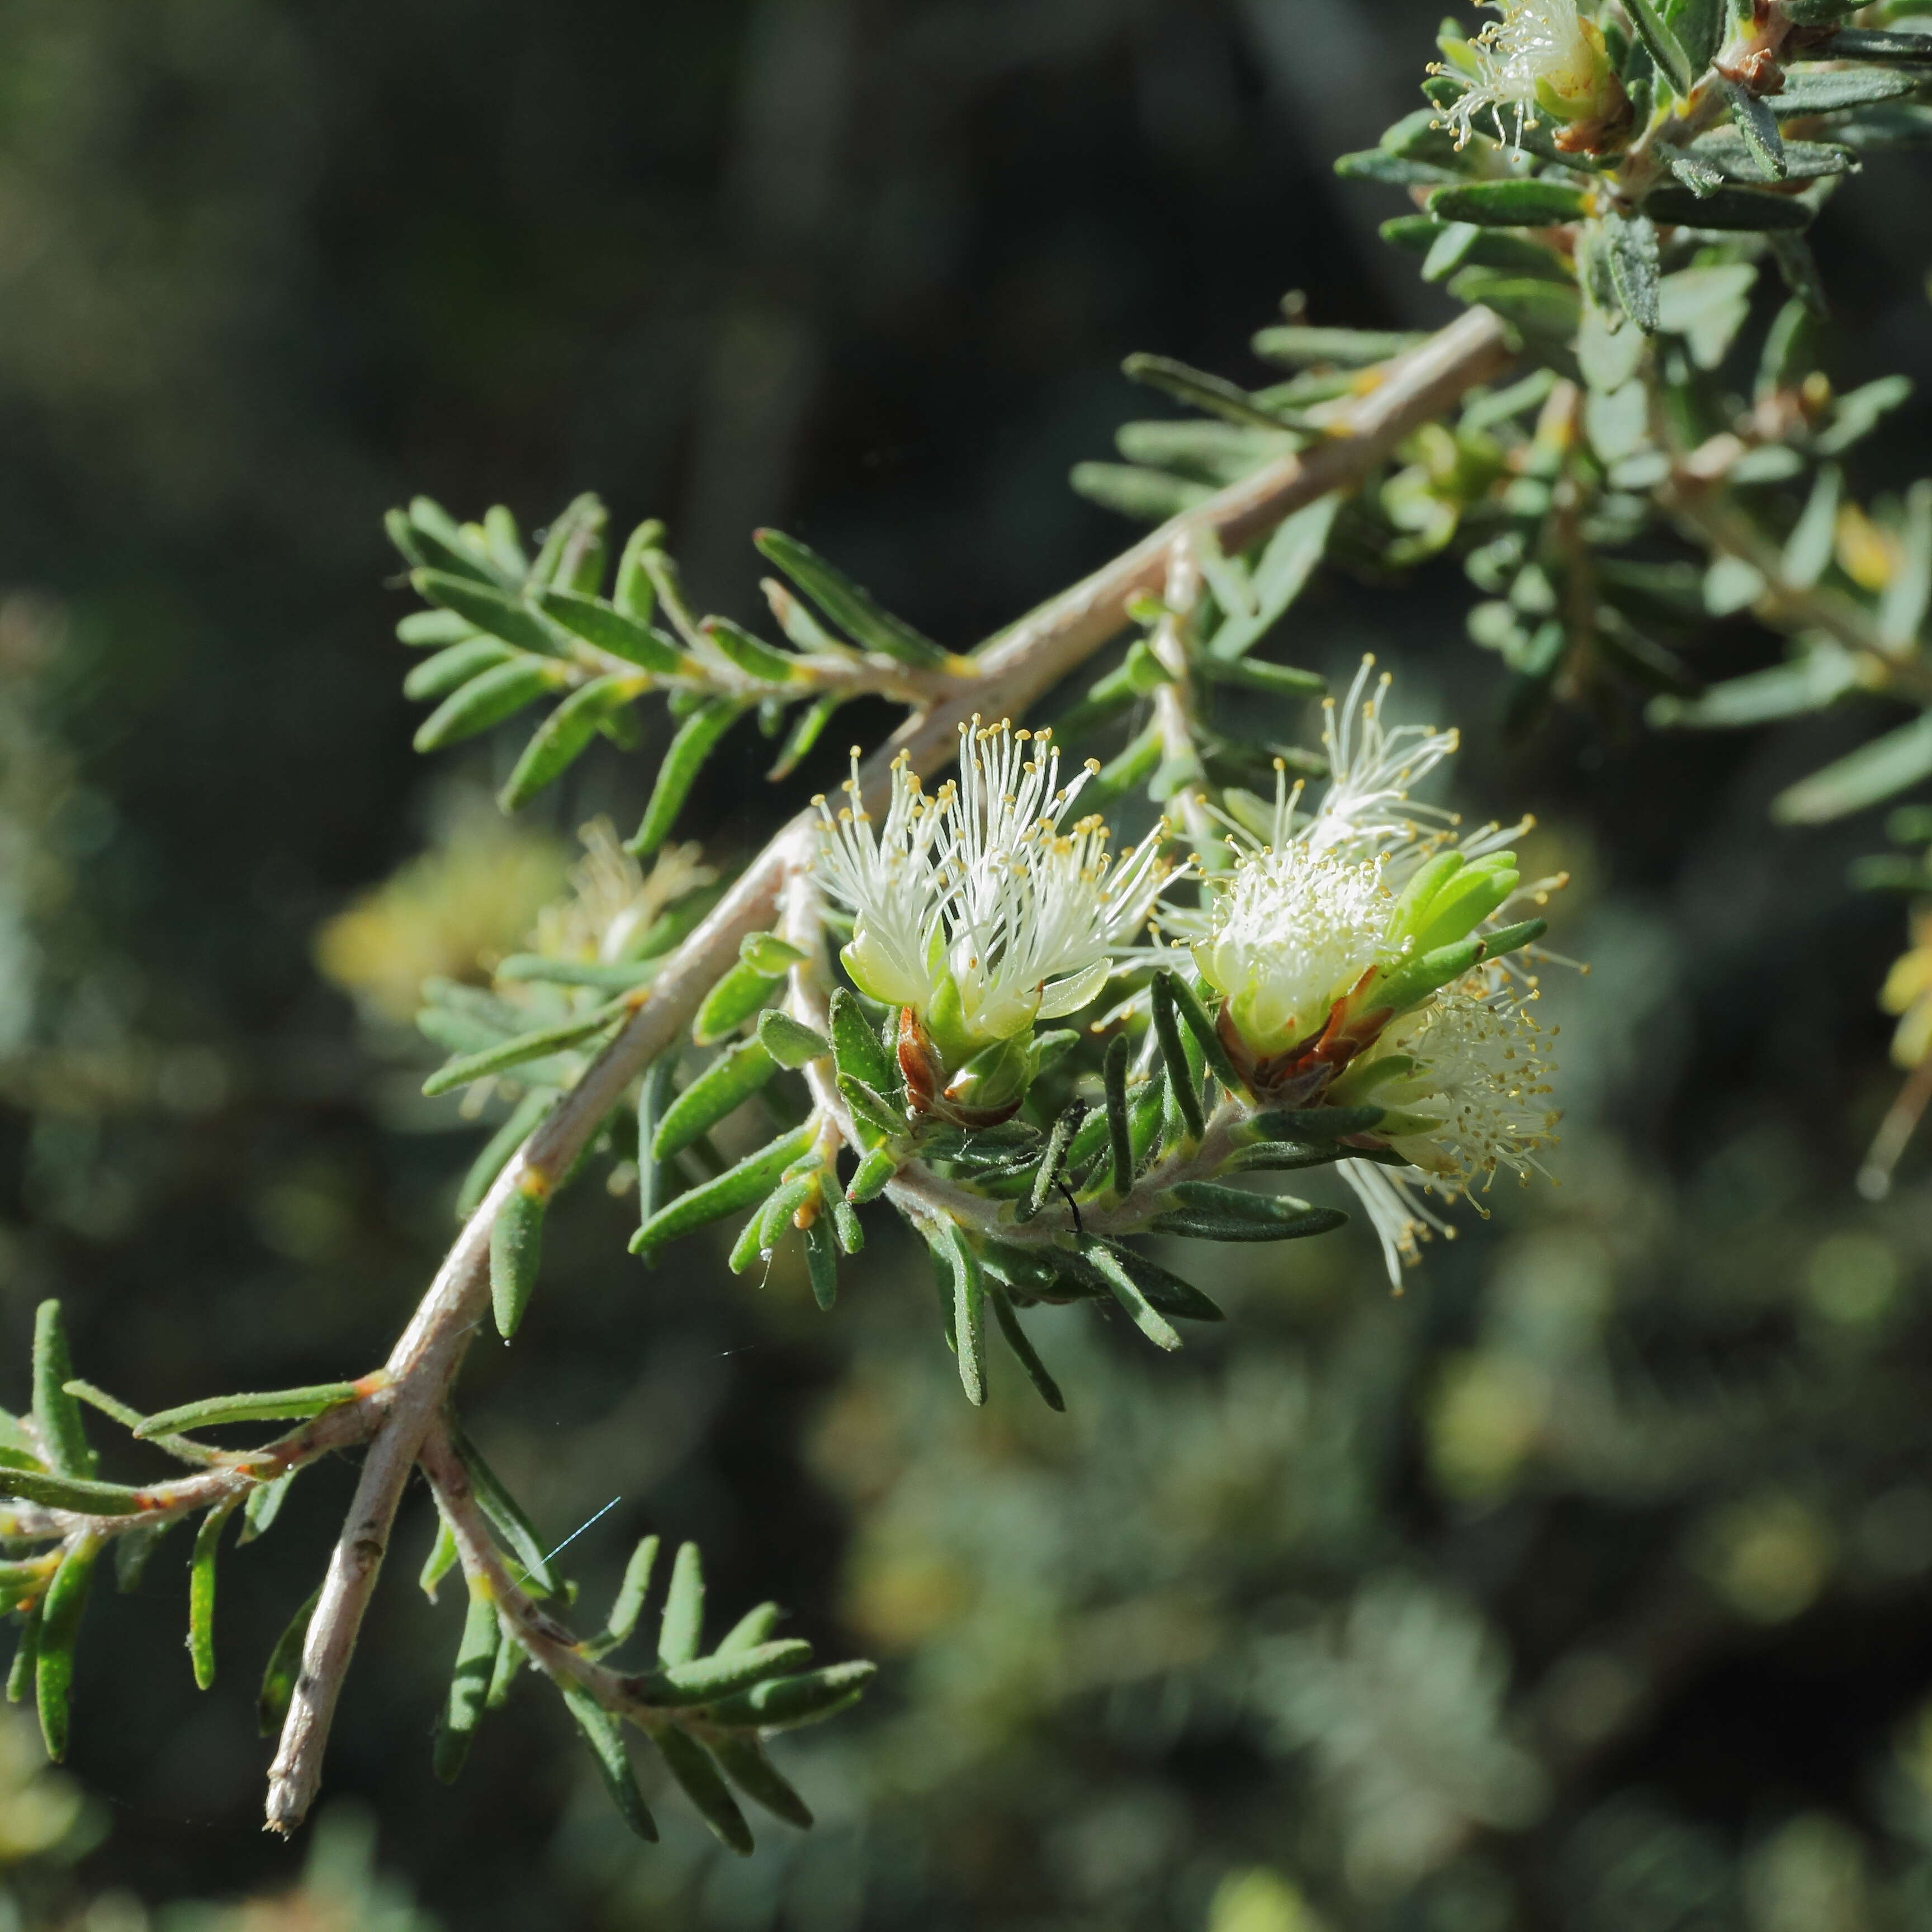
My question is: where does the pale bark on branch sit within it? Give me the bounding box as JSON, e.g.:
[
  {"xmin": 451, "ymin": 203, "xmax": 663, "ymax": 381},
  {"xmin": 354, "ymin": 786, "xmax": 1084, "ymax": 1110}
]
[{"xmin": 258, "ymin": 302, "xmax": 1513, "ymax": 1831}]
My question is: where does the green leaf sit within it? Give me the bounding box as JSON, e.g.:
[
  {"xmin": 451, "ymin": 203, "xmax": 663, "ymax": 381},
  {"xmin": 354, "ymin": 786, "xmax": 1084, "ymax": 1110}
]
[
  {"xmin": 531, "ymin": 492, "xmax": 607, "ymax": 591},
  {"xmin": 399, "ymin": 498, "xmax": 506, "ymax": 585},
  {"xmin": 32, "ymin": 1303, "xmax": 94, "ymax": 1480},
  {"xmin": 752, "ymin": 529, "xmax": 949, "ymax": 669},
  {"xmin": 627, "ymin": 697, "xmax": 742, "ymax": 856},
  {"xmin": 1208, "ymin": 496, "xmax": 1342, "ymax": 665},
  {"xmin": 491, "ymin": 1178, "xmax": 547, "ymax": 1341},
  {"xmin": 603, "ymin": 1536, "xmax": 660, "ymax": 1649},
  {"xmin": 134, "ymin": 1381, "xmax": 364, "ymax": 1440},
  {"xmin": 499, "ymin": 675, "xmax": 638, "ymax": 811},
  {"xmin": 1246, "ymin": 1104, "xmax": 1386, "ymax": 1143},
  {"xmin": 1069, "ymin": 463, "xmax": 1211, "ymax": 524},
  {"xmin": 1665, "ymin": 148, "xmax": 1729, "ymax": 196},
  {"xmin": 1149, "ymin": 980, "xmax": 1206, "ymax": 1143},
  {"xmin": 632, "ymin": 1639, "xmax": 815, "ymax": 1709},
  {"xmin": 711, "ymin": 1734, "xmax": 813, "ymax": 1830},
  {"xmin": 402, "ymin": 638, "xmax": 517, "ymax": 701},
  {"xmin": 1784, "ymin": 465, "xmax": 1843, "ymax": 589},
  {"xmin": 1649, "ymin": 643, "xmax": 1857, "ymax": 728},
  {"xmin": 804, "ymin": 1211, "xmax": 839, "ymax": 1312},
  {"xmin": 1073, "ymin": 1240, "xmax": 1225, "ymax": 1324},
  {"xmin": 754, "ymin": 1010, "xmax": 825, "ymax": 1072},
  {"xmin": 0, "ymin": 1469, "xmax": 147, "ymax": 1513},
  {"xmin": 1120, "ymin": 353, "xmax": 1307, "ymax": 432},
  {"xmin": 767, "ymin": 693, "xmax": 841, "ymax": 780},
  {"xmin": 419, "ymin": 1518, "xmax": 458, "ymax": 1602},
  {"xmin": 1449, "ymin": 272, "xmax": 1582, "ymax": 342},
  {"xmin": 6, "ymin": 1604, "xmax": 38, "ymax": 1706},
  {"xmin": 1881, "ymin": 481, "xmax": 1932, "ymax": 652},
  {"xmin": 1075, "ymin": 1239, "xmax": 1182, "ymax": 1351},
  {"xmin": 703, "ymin": 618, "xmax": 802, "ymax": 683},
  {"xmin": 1774, "ymin": 712, "xmax": 1932, "ymax": 823},
  {"xmin": 421, "ymin": 999, "xmax": 627, "ymax": 1097},
  {"xmin": 652, "ymin": 1724, "xmax": 754, "ymax": 1854},
  {"xmin": 702, "ymin": 1659, "xmax": 877, "ymax": 1731},
  {"xmin": 1641, "ymin": 185, "xmax": 1816, "ymax": 230},
  {"xmin": 448, "ymin": 1422, "xmax": 561, "ymax": 1597},
  {"xmin": 629, "ymin": 1124, "xmax": 817, "ymax": 1256},
  {"xmin": 657, "ymin": 1541, "xmax": 705, "ymax": 1666},
  {"xmin": 1100, "ymin": 1035, "xmax": 1134, "ymax": 1197},
  {"xmin": 534, "ymin": 588, "xmax": 685, "ymax": 674},
  {"xmin": 1664, "ymin": 0, "xmax": 1724, "ymax": 75},
  {"xmin": 560, "ymin": 1682, "xmax": 658, "ymax": 1841},
  {"xmin": 256, "ymin": 1585, "xmax": 320, "ymax": 1737},
  {"xmin": 1626, "ymin": 0, "xmax": 1696, "ymax": 93},
  {"xmin": 413, "ymin": 658, "xmax": 567, "ymax": 754},
  {"xmin": 826, "ymin": 988, "xmax": 892, "ymax": 1089},
  {"xmin": 1249, "ymin": 326, "xmax": 1421, "ymax": 368},
  {"xmin": 1428, "ymin": 180, "xmax": 1590, "ymax": 226},
  {"xmin": 1150, "ymin": 1184, "xmax": 1349, "ymax": 1243},
  {"xmin": 1335, "ymin": 147, "xmax": 1459, "ymax": 187},
  {"xmin": 36, "ymin": 1535, "xmax": 98, "ymax": 1761},
  {"xmin": 652, "ymin": 1039, "xmax": 779, "ymax": 1161},
  {"xmin": 433, "ymin": 1583, "xmax": 501, "ymax": 1783},
  {"xmin": 187, "ymin": 1497, "xmax": 238, "ymax": 1690},
  {"xmin": 410, "ymin": 570, "xmax": 558, "ymax": 656},
  {"xmin": 845, "ymin": 1146, "xmax": 897, "ymax": 1205},
  {"xmin": 693, "ymin": 960, "xmax": 783, "ymax": 1045},
  {"xmin": 1602, "ymin": 210, "xmax": 1661, "ymax": 332},
  {"xmin": 239, "ymin": 1467, "xmax": 297, "ymax": 1545},
  {"xmin": 925, "ymin": 1218, "xmax": 988, "ymax": 1405},
  {"xmin": 1693, "ymin": 129, "xmax": 1853, "ymax": 183},
  {"xmin": 613, "ymin": 519, "xmax": 664, "ymax": 622},
  {"xmin": 1822, "ymin": 29, "xmax": 1932, "ymax": 63},
  {"xmin": 1720, "ymin": 78, "xmax": 1789, "ymax": 178},
  {"xmin": 396, "ymin": 608, "xmax": 476, "ymax": 647},
  {"xmin": 1772, "ymin": 65, "xmax": 1921, "ymax": 114},
  {"xmin": 987, "ymin": 1287, "xmax": 1066, "ymax": 1412},
  {"xmin": 1815, "ymin": 374, "xmax": 1915, "ymax": 456}
]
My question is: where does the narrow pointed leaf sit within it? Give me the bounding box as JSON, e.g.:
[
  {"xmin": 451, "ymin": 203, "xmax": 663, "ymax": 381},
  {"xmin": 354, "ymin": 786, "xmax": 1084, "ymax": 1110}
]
[
  {"xmin": 752, "ymin": 529, "xmax": 949, "ymax": 668},
  {"xmin": 534, "ymin": 588, "xmax": 686, "ymax": 674},
  {"xmin": 419, "ymin": 1519, "xmax": 458, "ymax": 1602},
  {"xmin": 628, "ymin": 698, "xmax": 742, "ymax": 856},
  {"xmin": 653, "ymin": 1725, "xmax": 753, "ymax": 1854},
  {"xmin": 33, "ymin": 1303, "xmax": 94, "ymax": 1479},
  {"xmin": 413, "ymin": 659, "xmax": 567, "ymax": 754},
  {"xmin": 631, "ymin": 1124, "xmax": 817, "ymax": 1256},
  {"xmin": 422, "ymin": 999, "xmax": 627, "ymax": 1096},
  {"xmin": 717, "ymin": 1602, "xmax": 782, "ymax": 1656},
  {"xmin": 703, "ymin": 1659, "xmax": 877, "ymax": 1730},
  {"xmin": 133, "ymin": 1381, "xmax": 364, "ymax": 1440},
  {"xmin": 659, "ymin": 1541, "xmax": 705, "ymax": 1666},
  {"xmin": 491, "ymin": 1178, "xmax": 547, "ymax": 1341},
  {"xmin": 1077, "ymin": 1239, "xmax": 1182, "ymax": 1351},
  {"xmin": 433, "ymin": 1584, "xmax": 502, "ymax": 1782},
  {"xmin": 604, "ymin": 1536, "xmax": 660, "ymax": 1649},
  {"xmin": 257, "ymin": 1585, "xmax": 320, "ymax": 1737},
  {"xmin": 499, "ymin": 675, "xmax": 638, "ymax": 811},
  {"xmin": 36, "ymin": 1534, "xmax": 98, "ymax": 1761},
  {"xmin": 560, "ymin": 1682, "xmax": 658, "ymax": 1840},
  {"xmin": 988, "ymin": 1289, "xmax": 1066, "ymax": 1412},
  {"xmin": 712, "ymin": 1734, "xmax": 813, "ymax": 1829},
  {"xmin": 458, "ymin": 1090, "xmax": 555, "ymax": 1222},
  {"xmin": 410, "ymin": 571, "xmax": 558, "ymax": 656},
  {"xmin": 448, "ymin": 1422, "xmax": 560, "ymax": 1597},
  {"xmin": 1721, "ymin": 77, "xmax": 1787, "ymax": 178},
  {"xmin": 652, "ymin": 1039, "xmax": 778, "ymax": 1160},
  {"xmin": 402, "ymin": 638, "xmax": 516, "ymax": 700},
  {"xmin": 188, "ymin": 1497, "xmax": 238, "ymax": 1690},
  {"xmin": 629, "ymin": 1639, "xmax": 815, "ymax": 1709},
  {"xmin": 1428, "ymin": 180, "xmax": 1590, "ymax": 225}
]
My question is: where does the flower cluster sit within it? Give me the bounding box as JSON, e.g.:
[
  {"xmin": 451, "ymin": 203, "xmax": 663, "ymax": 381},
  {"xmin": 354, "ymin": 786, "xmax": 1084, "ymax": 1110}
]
[
  {"xmin": 810, "ymin": 669, "xmax": 1561, "ymax": 1283},
  {"xmin": 1434, "ymin": 0, "xmax": 1626, "ymax": 153},
  {"xmin": 813, "ymin": 719, "xmax": 1170, "ymax": 1116}
]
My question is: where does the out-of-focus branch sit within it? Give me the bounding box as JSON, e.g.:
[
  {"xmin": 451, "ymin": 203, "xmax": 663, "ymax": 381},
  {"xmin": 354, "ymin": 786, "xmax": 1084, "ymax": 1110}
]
[{"xmin": 261, "ymin": 301, "xmax": 1514, "ymax": 1832}]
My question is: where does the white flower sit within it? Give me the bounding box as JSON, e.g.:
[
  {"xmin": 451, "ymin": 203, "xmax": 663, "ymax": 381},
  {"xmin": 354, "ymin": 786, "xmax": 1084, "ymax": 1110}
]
[
  {"xmin": 1337, "ymin": 986, "xmax": 1560, "ymax": 1287},
  {"xmin": 536, "ymin": 821, "xmax": 714, "ymax": 963},
  {"xmin": 1437, "ymin": 0, "xmax": 1621, "ymax": 151},
  {"xmin": 812, "ymin": 719, "xmax": 1170, "ymax": 1051},
  {"xmin": 1190, "ymin": 845, "xmax": 1392, "ymax": 1059},
  {"xmin": 1185, "ymin": 661, "xmax": 1520, "ymax": 1058}
]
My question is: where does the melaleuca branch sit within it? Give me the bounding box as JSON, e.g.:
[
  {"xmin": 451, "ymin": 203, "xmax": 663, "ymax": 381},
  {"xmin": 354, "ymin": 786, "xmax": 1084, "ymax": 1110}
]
[{"xmin": 0, "ymin": 306, "xmax": 1517, "ymax": 1844}]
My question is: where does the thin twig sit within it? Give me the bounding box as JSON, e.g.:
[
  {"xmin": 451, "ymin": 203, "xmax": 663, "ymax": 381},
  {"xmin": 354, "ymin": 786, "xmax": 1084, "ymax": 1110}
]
[{"xmin": 256, "ymin": 301, "xmax": 1513, "ymax": 1831}]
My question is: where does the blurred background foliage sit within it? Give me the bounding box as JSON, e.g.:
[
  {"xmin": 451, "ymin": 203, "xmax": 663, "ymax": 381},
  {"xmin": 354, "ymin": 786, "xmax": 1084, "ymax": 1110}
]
[{"xmin": 4, "ymin": 0, "xmax": 1932, "ymax": 1925}]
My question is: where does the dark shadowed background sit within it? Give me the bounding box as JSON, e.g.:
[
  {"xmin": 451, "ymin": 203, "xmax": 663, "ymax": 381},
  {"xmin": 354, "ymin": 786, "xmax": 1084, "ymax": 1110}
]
[{"xmin": 4, "ymin": 1, "xmax": 1932, "ymax": 1927}]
